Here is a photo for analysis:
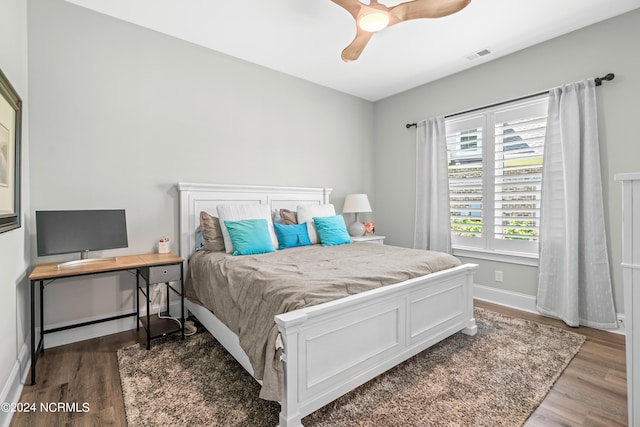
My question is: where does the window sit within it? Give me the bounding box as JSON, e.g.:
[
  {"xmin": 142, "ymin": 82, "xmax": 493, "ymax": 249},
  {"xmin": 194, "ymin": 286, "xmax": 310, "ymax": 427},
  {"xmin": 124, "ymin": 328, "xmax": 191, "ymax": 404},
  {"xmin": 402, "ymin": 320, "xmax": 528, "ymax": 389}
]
[{"xmin": 446, "ymin": 96, "xmax": 548, "ymax": 263}]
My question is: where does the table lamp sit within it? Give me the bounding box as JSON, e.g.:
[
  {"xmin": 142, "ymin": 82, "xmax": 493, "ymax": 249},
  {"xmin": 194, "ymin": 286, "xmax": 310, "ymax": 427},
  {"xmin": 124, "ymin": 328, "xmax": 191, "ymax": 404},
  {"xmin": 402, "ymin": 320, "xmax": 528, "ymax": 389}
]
[{"xmin": 343, "ymin": 194, "xmax": 372, "ymax": 237}]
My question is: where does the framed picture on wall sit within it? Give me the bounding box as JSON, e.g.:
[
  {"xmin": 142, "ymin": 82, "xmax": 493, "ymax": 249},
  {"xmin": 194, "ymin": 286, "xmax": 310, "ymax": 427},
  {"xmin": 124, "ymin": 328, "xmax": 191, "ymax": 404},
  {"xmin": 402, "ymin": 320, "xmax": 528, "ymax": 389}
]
[{"xmin": 0, "ymin": 68, "xmax": 22, "ymax": 233}]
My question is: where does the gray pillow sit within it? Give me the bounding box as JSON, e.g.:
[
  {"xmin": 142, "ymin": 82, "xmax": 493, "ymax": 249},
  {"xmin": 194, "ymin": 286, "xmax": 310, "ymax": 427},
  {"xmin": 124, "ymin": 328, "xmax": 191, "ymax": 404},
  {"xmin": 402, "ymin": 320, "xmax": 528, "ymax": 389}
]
[
  {"xmin": 280, "ymin": 209, "xmax": 298, "ymax": 225},
  {"xmin": 199, "ymin": 211, "xmax": 225, "ymax": 252}
]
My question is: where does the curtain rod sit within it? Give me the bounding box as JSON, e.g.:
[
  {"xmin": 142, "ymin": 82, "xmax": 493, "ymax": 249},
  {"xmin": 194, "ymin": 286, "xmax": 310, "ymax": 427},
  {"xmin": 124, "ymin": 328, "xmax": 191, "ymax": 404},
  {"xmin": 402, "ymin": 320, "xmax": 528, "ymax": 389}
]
[{"xmin": 405, "ymin": 73, "xmax": 615, "ymax": 129}]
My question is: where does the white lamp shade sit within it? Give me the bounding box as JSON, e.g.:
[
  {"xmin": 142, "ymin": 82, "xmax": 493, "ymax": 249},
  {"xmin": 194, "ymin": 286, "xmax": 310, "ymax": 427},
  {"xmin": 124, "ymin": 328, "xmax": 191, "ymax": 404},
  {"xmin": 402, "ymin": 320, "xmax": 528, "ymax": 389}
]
[{"xmin": 343, "ymin": 194, "xmax": 372, "ymax": 213}]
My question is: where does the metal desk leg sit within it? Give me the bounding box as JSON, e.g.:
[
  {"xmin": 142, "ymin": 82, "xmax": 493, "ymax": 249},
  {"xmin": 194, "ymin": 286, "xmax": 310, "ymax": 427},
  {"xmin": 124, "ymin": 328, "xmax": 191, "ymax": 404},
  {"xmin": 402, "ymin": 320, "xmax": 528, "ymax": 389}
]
[
  {"xmin": 146, "ymin": 277, "xmax": 151, "ymax": 350},
  {"xmin": 136, "ymin": 270, "xmax": 140, "ymax": 332},
  {"xmin": 181, "ymin": 263, "xmax": 185, "ymax": 340},
  {"xmin": 40, "ymin": 281, "xmax": 44, "ymax": 354},
  {"xmin": 30, "ymin": 280, "xmax": 35, "ymax": 385},
  {"xmin": 30, "ymin": 280, "xmax": 45, "ymax": 385},
  {"xmin": 165, "ymin": 283, "xmax": 169, "ymax": 315}
]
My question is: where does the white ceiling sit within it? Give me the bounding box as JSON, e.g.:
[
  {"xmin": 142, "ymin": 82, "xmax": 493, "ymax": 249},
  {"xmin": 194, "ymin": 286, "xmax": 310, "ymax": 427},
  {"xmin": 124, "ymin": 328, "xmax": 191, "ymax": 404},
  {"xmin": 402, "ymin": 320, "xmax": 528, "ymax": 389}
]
[{"xmin": 65, "ymin": 0, "xmax": 640, "ymax": 101}]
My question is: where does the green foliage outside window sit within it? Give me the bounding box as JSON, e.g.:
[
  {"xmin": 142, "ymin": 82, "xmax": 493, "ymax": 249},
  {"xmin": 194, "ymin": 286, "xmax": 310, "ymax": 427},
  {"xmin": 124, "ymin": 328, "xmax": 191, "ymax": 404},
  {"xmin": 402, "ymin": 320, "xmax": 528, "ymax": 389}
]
[
  {"xmin": 451, "ymin": 218, "xmax": 482, "ymax": 236},
  {"xmin": 451, "ymin": 219, "xmax": 538, "ymax": 240},
  {"xmin": 503, "ymin": 220, "xmax": 537, "ymax": 240}
]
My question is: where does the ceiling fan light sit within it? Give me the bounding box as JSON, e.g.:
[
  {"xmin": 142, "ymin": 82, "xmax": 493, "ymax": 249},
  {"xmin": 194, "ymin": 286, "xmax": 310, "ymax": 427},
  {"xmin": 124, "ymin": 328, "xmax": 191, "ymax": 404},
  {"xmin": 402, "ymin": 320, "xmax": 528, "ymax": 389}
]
[{"xmin": 358, "ymin": 12, "xmax": 389, "ymax": 32}]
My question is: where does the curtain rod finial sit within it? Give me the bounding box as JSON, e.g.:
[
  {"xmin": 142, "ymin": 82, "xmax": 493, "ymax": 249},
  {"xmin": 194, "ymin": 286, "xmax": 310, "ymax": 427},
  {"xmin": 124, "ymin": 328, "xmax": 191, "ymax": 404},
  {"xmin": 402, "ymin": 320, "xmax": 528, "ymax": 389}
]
[{"xmin": 595, "ymin": 73, "xmax": 615, "ymax": 86}]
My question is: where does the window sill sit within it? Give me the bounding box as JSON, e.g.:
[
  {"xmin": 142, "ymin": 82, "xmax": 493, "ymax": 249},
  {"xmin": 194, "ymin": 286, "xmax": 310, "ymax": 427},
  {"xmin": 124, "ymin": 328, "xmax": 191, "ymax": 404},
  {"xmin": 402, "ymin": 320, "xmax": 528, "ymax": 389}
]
[{"xmin": 452, "ymin": 247, "xmax": 539, "ymax": 267}]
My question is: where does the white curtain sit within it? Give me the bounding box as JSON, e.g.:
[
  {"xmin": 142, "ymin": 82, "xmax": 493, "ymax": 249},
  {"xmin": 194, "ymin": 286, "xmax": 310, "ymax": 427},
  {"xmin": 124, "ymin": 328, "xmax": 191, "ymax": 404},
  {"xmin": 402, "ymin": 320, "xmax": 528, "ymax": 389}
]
[
  {"xmin": 414, "ymin": 116, "xmax": 451, "ymax": 253},
  {"xmin": 536, "ymin": 80, "xmax": 617, "ymax": 329}
]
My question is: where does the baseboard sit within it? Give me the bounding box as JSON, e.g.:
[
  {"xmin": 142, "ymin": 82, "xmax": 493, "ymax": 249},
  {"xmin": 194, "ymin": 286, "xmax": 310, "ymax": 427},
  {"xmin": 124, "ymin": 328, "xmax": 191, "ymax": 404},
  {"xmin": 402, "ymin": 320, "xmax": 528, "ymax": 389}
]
[
  {"xmin": 0, "ymin": 342, "xmax": 30, "ymax": 427},
  {"xmin": 616, "ymin": 313, "xmax": 626, "ymax": 336},
  {"xmin": 473, "ymin": 284, "xmax": 625, "ymax": 335},
  {"xmin": 43, "ymin": 300, "xmax": 183, "ymax": 349},
  {"xmin": 473, "ymin": 284, "xmax": 538, "ymax": 313}
]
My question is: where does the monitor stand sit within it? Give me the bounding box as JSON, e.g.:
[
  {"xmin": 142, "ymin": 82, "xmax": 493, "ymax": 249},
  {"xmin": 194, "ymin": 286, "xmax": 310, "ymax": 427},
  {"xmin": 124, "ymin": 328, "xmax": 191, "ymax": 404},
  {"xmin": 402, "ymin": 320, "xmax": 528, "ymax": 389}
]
[{"xmin": 57, "ymin": 250, "xmax": 118, "ymax": 270}]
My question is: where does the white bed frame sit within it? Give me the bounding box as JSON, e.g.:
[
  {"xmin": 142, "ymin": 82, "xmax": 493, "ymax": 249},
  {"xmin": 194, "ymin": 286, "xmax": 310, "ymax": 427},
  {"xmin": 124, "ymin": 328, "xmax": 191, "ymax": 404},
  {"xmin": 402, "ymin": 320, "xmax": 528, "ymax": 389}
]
[{"xmin": 177, "ymin": 182, "xmax": 478, "ymax": 427}]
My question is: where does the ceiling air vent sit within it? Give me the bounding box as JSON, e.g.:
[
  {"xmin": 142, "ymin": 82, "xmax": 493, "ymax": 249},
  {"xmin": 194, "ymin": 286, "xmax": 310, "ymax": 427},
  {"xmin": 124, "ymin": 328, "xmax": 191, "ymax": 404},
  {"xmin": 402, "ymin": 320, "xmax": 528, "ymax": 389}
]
[{"xmin": 466, "ymin": 48, "xmax": 492, "ymax": 61}]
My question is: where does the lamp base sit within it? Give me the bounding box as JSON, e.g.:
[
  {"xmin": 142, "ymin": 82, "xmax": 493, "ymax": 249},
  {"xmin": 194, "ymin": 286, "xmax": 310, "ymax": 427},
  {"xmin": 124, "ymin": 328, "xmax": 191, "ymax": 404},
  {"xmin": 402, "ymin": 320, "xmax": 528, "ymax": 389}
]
[{"xmin": 348, "ymin": 221, "xmax": 365, "ymax": 237}]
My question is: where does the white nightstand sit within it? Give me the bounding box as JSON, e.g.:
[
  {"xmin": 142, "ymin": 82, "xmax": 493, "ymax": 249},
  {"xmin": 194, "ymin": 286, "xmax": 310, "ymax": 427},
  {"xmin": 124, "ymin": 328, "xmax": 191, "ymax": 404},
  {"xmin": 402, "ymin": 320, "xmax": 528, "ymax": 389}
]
[{"xmin": 351, "ymin": 235, "xmax": 386, "ymax": 244}]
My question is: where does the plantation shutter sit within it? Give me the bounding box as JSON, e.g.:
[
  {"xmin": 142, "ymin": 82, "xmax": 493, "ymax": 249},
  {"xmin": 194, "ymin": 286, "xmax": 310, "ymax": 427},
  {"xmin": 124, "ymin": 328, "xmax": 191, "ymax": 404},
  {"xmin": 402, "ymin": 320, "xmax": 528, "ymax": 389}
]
[
  {"xmin": 493, "ymin": 99, "xmax": 547, "ymax": 253},
  {"xmin": 445, "ymin": 95, "xmax": 548, "ymax": 256},
  {"xmin": 447, "ymin": 115, "xmax": 485, "ymax": 249}
]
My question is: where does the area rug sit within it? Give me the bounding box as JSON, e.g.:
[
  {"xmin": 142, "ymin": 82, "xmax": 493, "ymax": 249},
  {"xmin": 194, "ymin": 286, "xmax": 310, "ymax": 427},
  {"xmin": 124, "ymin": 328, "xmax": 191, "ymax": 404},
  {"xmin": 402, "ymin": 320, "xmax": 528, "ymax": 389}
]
[{"xmin": 117, "ymin": 308, "xmax": 585, "ymax": 426}]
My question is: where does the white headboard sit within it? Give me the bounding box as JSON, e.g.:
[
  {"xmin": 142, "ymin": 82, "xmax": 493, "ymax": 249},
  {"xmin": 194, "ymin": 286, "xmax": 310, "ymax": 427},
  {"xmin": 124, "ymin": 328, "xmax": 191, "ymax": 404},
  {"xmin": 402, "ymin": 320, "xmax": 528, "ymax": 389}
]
[{"xmin": 176, "ymin": 182, "xmax": 333, "ymax": 260}]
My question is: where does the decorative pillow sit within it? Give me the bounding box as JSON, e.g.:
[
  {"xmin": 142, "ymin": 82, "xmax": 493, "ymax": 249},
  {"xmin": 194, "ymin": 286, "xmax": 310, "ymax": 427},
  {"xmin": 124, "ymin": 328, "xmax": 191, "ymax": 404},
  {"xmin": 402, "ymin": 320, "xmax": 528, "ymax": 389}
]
[
  {"xmin": 296, "ymin": 204, "xmax": 336, "ymax": 244},
  {"xmin": 280, "ymin": 209, "xmax": 298, "ymax": 225},
  {"xmin": 274, "ymin": 222, "xmax": 312, "ymax": 249},
  {"xmin": 199, "ymin": 211, "xmax": 225, "ymax": 252},
  {"xmin": 217, "ymin": 204, "xmax": 278, "ymax": 254},
  {"xmin": 313, "ymin": 215, "xmax": 352, "ymax": 246},
  {"xmin": 224, "ymin": 219, "xmax": 275, "ymax": 256},
  {"xmin": 272, "ymin": 209, "xmax": 282, "ymax": 224},
  {"xmin": 195, "ymin": 226, "xmax": 205, "ymax": 251}
]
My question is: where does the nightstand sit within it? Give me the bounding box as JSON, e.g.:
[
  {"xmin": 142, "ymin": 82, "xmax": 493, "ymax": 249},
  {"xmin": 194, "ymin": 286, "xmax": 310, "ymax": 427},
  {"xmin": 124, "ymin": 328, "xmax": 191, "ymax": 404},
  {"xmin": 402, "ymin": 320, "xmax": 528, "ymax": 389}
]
[
  {"xmin": 351, "ymin": 235, "xmax": 386, "ymax": 244},
  {"xmin": 137, "ymin": 254, "xmax": 184, "ymax": 350}
]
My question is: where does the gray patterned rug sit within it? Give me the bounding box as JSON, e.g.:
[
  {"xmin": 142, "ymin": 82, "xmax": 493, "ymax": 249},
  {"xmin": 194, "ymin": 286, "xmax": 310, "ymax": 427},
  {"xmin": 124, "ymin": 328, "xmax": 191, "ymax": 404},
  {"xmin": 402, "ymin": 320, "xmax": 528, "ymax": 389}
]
[{"xmin": 117, "ymin": 308, "xmax": 585, "ymax": 426}]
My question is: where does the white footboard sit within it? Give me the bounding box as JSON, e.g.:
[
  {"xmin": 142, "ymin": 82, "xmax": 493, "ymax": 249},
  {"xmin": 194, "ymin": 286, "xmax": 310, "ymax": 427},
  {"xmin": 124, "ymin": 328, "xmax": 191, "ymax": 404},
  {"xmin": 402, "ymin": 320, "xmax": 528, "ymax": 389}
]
[{"xmin": 275, "ymin": 263, "xmax": 477, "ymax": 427}]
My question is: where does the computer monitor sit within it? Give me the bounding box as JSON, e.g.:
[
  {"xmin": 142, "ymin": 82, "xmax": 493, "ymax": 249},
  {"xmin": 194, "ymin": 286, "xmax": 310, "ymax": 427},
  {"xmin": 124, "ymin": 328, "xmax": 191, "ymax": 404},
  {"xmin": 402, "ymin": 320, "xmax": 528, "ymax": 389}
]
[{"xmin": 36, "ymin": 209, "xmax": 128, "ymax": 261}]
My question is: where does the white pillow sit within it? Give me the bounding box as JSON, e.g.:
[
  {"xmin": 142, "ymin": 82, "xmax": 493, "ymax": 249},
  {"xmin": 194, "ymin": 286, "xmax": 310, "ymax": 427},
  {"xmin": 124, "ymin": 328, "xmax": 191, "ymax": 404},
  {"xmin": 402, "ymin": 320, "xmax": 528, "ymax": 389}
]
[
  {"xmin": 296, "ymin": 204, "xmax": 336, "ymax": 244},
  {"xmin": 217, "ymin": 204, "xmax": 278, "ymax": 254}
]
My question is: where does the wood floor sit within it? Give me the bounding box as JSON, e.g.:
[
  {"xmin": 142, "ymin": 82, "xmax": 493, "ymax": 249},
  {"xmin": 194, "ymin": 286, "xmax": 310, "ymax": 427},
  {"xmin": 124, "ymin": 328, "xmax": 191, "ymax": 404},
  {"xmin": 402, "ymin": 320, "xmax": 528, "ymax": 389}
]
[{"xmin": 9, "ymin": 300, "xmax": 627, "ymax": 427}]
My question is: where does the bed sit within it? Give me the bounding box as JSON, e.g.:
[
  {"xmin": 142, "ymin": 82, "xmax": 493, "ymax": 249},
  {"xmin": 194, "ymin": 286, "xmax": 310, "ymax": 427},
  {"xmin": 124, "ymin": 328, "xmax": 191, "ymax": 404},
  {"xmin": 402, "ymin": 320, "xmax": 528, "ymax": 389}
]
[{"xmin": 177, "ymin": 182, "xmax": 477, "ymax": 427}]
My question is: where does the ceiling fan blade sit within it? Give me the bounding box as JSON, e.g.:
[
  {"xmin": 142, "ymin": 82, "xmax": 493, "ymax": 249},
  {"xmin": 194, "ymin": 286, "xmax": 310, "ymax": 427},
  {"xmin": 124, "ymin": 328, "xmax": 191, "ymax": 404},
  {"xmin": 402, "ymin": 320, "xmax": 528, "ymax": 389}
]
[
  {"xmin": 391, "ymin": 0, "xmax": 471, "ymax": 21},
  {"xmin": 341, "ymin": 28, "xmax": 375, "ymax": 62},
  {"xmin": 330, "ymin": 0, "xmax": 364, "ymax": 20}
]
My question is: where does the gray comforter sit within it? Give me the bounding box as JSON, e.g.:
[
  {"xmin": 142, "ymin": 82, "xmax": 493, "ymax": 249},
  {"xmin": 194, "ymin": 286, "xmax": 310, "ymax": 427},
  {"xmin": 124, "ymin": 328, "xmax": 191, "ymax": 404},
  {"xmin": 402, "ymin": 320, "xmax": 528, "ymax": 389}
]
[{"xmin": 184, "ymin": 242, "xmax": 461, "ymax": 401}]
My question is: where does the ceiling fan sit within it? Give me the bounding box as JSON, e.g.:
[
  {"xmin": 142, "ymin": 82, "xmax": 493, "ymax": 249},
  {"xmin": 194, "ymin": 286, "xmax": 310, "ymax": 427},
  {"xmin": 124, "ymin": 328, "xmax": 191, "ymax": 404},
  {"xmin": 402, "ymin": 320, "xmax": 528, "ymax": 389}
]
[{"xmin": 330, "ymin": 0, "xmax": 471, "ymax": 62}]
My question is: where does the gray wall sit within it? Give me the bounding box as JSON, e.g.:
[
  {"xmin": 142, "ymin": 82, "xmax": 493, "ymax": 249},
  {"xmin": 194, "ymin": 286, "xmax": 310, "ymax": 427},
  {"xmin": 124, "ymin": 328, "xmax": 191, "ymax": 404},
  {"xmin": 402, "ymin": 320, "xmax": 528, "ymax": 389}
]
[
  {"xmin": 373, "ymin": 9, "xmax": 640, "ymax": 314},
  {"xmin": 27, "ymin": 0, "xmax": 374, "ymax": 340},
  {"xmin": 0, "ymin": 0, "xmax": 29, "ymax": 423}
]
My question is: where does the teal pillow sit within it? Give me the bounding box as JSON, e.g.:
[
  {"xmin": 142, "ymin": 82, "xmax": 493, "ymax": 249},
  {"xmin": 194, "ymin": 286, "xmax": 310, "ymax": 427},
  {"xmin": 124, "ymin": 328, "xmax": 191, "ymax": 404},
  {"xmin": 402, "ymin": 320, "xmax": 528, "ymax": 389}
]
[
  {"xmin": 313, "ymin": 215, "xmax": 352, "ymax": 246},
  {"xmin": 224, "ymin": 219, "xmax": 275, "ymax": 256},
  {"xmin": 274, "ymin": 222, "xmax": 312, "ymax": 249}
]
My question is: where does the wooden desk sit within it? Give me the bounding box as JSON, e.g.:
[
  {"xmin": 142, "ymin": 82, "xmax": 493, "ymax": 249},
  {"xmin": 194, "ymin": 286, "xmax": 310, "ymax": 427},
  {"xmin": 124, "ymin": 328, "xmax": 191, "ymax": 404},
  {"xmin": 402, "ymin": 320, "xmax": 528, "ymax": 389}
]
[{"xmin": 29, "ymin": 253, "xmax": 184, "ymax": 385}]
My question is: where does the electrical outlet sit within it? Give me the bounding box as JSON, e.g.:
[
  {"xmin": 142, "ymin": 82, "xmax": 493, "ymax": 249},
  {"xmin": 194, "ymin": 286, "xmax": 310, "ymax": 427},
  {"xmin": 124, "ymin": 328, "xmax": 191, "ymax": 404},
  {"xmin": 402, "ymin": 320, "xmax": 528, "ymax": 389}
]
[{"xmin": 495, "ymin": 270, "xmax": 504, "ymax": 282}]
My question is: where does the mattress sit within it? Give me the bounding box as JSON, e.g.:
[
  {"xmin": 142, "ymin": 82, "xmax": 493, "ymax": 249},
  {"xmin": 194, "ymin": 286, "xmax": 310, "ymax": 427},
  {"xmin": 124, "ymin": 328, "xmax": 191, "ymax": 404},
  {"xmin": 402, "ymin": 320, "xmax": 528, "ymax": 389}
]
[{"xmin": 184, "ymin": 242, "xmax": 461, "ymax": 401}]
